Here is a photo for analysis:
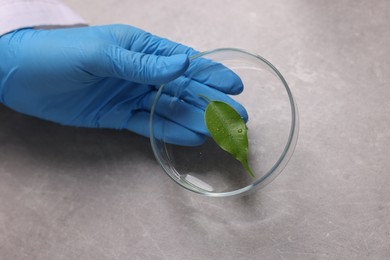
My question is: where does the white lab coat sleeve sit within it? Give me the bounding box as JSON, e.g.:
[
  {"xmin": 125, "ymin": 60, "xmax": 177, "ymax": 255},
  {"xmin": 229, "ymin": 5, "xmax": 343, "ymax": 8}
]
[{"xmin": 0, "ymin": 0, "xmax": 87, "ymax": 35}]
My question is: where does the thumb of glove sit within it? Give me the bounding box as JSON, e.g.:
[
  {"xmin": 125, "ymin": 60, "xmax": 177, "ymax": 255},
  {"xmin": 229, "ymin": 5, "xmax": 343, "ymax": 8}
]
[{"xmin": 88, "ymin": 45, "xmax": 189, "ymax": 84}]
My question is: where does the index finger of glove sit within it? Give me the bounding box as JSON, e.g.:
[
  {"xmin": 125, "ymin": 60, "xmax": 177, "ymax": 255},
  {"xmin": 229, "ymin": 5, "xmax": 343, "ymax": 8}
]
[{"xmin": 111, "ymin": 25, "xmax": 243, "ymax": 94}]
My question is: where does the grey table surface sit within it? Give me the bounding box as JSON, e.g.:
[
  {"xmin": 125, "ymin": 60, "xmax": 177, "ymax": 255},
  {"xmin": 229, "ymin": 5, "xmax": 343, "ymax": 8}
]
[{"xmin": 1, "ymin": 0, "xmax": 390, "ymax": 259}]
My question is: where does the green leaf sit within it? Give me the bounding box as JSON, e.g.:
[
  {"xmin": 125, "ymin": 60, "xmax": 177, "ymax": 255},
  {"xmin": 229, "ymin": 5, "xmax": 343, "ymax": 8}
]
[{"xmin": 202, "ymin": 97, "xmax": 255, "ymax": 178}]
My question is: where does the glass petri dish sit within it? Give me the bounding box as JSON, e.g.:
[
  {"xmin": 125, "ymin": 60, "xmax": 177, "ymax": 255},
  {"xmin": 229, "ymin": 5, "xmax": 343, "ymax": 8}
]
[{"xmin": 150, "ymin": 48, "xmax": 298, "ymax": 197}]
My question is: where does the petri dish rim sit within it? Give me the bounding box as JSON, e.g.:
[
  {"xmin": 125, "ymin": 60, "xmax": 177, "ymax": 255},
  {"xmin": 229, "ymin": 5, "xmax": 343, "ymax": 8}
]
[{"xmin": 150, "ymin": 48, "xmax": 299, "ymax": 197}]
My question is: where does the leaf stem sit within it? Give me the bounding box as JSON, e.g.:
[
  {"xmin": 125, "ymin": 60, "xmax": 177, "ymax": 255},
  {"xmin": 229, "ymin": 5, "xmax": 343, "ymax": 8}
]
[{"xmin": 198, "ymin": 94, "xmax": 212, "ymax": 103}]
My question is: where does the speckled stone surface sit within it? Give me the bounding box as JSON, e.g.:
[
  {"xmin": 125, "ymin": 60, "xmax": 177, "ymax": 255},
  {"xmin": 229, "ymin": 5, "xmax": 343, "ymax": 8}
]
[{"xmin": 1, "ymin": 1, "xmax": 389, "ymax": 259}]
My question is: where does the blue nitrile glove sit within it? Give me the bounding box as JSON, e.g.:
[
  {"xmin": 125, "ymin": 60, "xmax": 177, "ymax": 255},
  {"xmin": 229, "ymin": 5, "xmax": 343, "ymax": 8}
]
[{"xmin": 0, "ymin": 24, "xmax": 246, "ymax": 146}]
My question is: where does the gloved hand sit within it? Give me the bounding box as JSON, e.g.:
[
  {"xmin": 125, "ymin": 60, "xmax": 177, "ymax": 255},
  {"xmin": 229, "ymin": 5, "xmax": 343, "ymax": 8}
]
[{"xmin": 0, "ymin": 24, "xmax": 246, "ymax": 146}]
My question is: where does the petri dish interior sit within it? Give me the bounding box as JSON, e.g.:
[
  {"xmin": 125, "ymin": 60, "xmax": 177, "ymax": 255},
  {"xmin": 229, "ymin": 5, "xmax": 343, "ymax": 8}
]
[{"xmin": 150, "ymin": 48, "xmax": 298, "ymax": 197}]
